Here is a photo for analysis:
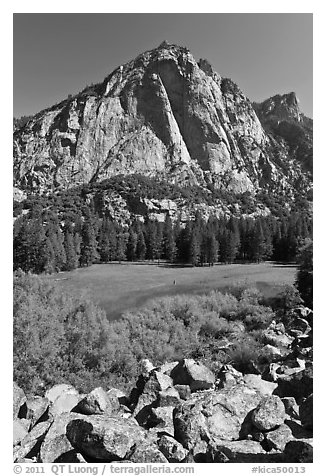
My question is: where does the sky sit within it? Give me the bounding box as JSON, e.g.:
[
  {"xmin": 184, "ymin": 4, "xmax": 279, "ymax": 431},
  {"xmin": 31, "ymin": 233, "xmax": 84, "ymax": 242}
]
[{"xmin": 13, "ymin": 13, "xmax": 313, "ymax": 119}]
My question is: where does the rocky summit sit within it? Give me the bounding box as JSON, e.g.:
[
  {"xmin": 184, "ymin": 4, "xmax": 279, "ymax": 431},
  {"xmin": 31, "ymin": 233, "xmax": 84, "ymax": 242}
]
[{"xmin": 14, "ymin": 42, "xmax": 312, "ymax": 205}]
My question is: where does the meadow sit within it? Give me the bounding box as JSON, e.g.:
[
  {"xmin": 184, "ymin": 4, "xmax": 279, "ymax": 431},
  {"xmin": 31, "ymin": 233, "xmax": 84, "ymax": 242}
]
[{"xmin": 47, "ymin": 261, "xmax": 297, "ymax": 321}]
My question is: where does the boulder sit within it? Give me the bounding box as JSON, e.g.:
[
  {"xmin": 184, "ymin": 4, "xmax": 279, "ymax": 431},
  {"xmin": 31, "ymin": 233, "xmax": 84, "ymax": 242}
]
[
  {"xmin": 132, "ymin": 371, "xmax": 173, "ymax": 424},
  {"xmin": 66, "ymin": 415, "xmax": 146, "ymax": 461},
  {"xmin": 170, "ymin": 359, "xmax": 215, "ymax": 392},
  {"xmin": 50, "ymin": 391, "xmax": 82, "ymax": 418},
  {"xmin": 158, "ymin": 435, "xmax": 188, "ymax": 462},
  {"xmin": 13, "ymin": 419, "xmax": 29, "ymax": 446},
  {"xmin": 252, "ymin": 395, "xmax": 286, "ymax": 431},
  {"xmin": 40, "ymin": 412, "xmax": 82, "ymax": 463},
  {"xmin": 13, "ymin": 382, "xmax": 26, "ymax": 418},
  {"xmin": 45, "ymin": 384, "xmax": 77, "ymax": 403},
  {"xmin": 217, "ymin": 364, "xmax": 243, "ymax": 389},
  {"xmin": 158, "ymin": 387, "xmax": 181, "ymax": 407},
  {"xmin": 41, "ymin": 434, "xmax": 74, "ymax": 462},
  {"xmin": 41, "ymin": 433, "xmax": 86, "ymax": 463},
  {"xmin": 73, "ymin": 387, "xmax": 119, "ymax": 416},
  {"xmin": 262, "ymin": 363, "xmax": 281, "ymax": 382},
  {"xmin": 174, "ymin": 384, "xmax": 191, "ymax": 400},
  {"xmin": 274, "ymin": 366, "xmax": 313, "ymax": 402},
  {"xmin": 259, "ymin": 345, "xmax": 286, "ymax": 363},
  {"xmin": 107, "ymin": 388, "xmax": 128, "ymax": 406},
  {"xmin": 281, "ymin": 397, "xmax": 299, "ymax": 419},
  {"xmin": 243, "ymin": 374, "xmax": 278, "ymax": 396},
  {"xmin": 283, "ymin": 439, "xmax": 313, "ymax": 463},
  {"xmin": 263, "ymin": 330, "xmax": 294, "ymax": 348},
  {"xmin": 285, "ymin": 419, "xmax": 312, "ymax": 440},
  {"xmin": 25, "ymin": 396, "xmax": 50, "ymax": 427},
  {"xmin": 208, "ymin": 439, "xmax": 268, "ymax": 463},
  {"xmin": 139, "ymin": 359, "xmax": 155, "ymax": 375},
  {"xmin": 264, "ymin": 424, "xmax": 293, "ymax": 451},
  {"xmin": 149, "ymin": 406, "xmax": 175, "ymax": 436},
  {"xmin": 276, "ymin": 359, "xmax": 306, "ymax": 377},
  {"xmin": 288, "ymin": 317, "xmax": 311, "ymax": 337},
  {"xmin": 157, "ymin": 361, "xmax": 179, "ymax": 376},
  {"xmin": 129, "ymin": 435, "xmax": 168, "ymax": 463},
  {"xmin": 14, "ymin": 421, "xmax": 52, "ymax": 462},
  {"xmin": 174, "ymin": 386, "xmax": 263, "ymax": 451},
  {"xmin": 299, "ymin": 394, "xmax": 313, "ymax": 430}
]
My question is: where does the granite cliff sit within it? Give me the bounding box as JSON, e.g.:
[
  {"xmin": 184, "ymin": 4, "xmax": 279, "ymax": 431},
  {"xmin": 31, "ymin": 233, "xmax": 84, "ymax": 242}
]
[{"xmin": 13, "ymin": 42, "xmax": 312, "ymax": 209}]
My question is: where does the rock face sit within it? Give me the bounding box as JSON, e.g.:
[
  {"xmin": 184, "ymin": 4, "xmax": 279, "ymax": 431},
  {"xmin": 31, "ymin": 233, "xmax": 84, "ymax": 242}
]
[{"xmin": 14, "ymin": 42, "xmax": 312, "ymax": 206}]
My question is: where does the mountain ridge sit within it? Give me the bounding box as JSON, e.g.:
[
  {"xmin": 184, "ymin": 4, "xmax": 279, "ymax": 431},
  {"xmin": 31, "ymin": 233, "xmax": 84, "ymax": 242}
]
[{"xmin": 13, "ymin": 42, "xmax": 312, "ymax": 217}]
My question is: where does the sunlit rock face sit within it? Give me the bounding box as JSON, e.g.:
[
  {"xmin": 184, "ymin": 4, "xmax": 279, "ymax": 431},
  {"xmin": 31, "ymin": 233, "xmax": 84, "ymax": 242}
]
[{"xmin": 13, "ymin": 42, "xmax": 311, "ymax": 197}]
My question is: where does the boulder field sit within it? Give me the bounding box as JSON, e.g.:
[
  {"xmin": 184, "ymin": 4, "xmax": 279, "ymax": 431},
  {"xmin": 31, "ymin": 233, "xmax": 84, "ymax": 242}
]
[{"xmin": 13, "ymin": 306, "xmax": 313, "ymax": 463}]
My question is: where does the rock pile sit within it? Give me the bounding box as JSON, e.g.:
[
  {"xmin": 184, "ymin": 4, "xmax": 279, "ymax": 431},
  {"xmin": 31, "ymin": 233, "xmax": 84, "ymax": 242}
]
[{"xmin": 13, "ymin": 308, "xmax": 313, "ymax": 464}]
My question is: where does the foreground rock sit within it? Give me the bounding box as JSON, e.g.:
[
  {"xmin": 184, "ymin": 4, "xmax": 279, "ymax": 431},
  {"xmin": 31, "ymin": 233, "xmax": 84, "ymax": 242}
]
[
  {"xmin": 264, "ymin": 424, "xmax": 293, "ymax": 451},
  {"xmin": 66, "ymin": 415, "xmax": 146, "ymax": 460},
  {"xmin": 45, "ymin": 384, "xmax": 77, "ymax": 403},
  {"xmin": 13, "ymin": 348, "xmax": 313, "ymax": 463},
  {"xmin": 40, "ymin": 412, "xmax": 82, "ymax": 463},
  {"xmin": 208, "ymin": 440, "xmax": 271, "ymax": 463},
  {"xmin": 283, "ymin": 439, "xmax": 313, "ymax": 463},
  {"xmin": 170, "ymin": 359, "xmax": 215, "ymax": 391},
  {"xmin": 299, "ymin": 394, "xmax": 313, "ymax": 430},
  {"xmin": 25, "ymin": 396, "xmax": 49, "ymax": 428},
  {"xmin": 73, "ymin": 387, "xmax": 120, "ymax": 416},
  {"xmin": 158, "ymin": 435, "xmax": 188, "ymax": 462},
  {"xmin": 129, "ymin": 434, "xmax": 168, "ymax": 463},
  {"xmin": 274, "ymin": 366, "xmax": 313, "ymax": 402},
  {"xmin": 13, "ymin": 382, "xmax": 27, "ymax": 419},
  {"xmin": 252, "ymin": 395, "xmax": 286, "ymax": 431},
  {"xmin": 13, "ymin": 420, "xmax": 29, "ymax": 446},
  {"xmin": 243, "ymin": 374, "xmax": 278, "ymax": 395},
  {"xmin": 14, "ymin": 421, "xmax": 52, "ymax": 462},
  {"xmin": 174, "ymin": 385, "xmax": 262, "ymax": 453},
  {"xmin": 131, "ymin": 370, "xmax": 173, "ymax": 424}
]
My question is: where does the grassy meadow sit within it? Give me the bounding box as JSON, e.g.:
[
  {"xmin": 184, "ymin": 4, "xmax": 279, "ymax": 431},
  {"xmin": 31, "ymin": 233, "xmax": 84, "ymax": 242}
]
[{"xmin": 47, "ymin": 261, "xmax": 297, "ymax": 321}]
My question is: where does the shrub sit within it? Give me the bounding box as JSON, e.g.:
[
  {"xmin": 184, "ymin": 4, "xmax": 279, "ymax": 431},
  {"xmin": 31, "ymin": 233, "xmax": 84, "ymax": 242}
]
[
  {"xmin": 14, "ymin": 272, "xmax": 113, "ymax": 394},
  {"xmin": 224, "ymin": 334, "xmax": 263, "ymax": 373},
  {"xmin": 14, "ymin": 274, "xmax": 278, "ymax": 395},
  {"xmin": 296, "ymin": 240, "xmax": 313, "ymax": 309}
]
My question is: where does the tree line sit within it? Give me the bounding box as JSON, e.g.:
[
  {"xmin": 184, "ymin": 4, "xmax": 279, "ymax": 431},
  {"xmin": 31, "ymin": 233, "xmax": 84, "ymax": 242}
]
[{"xmin": 13, "ymin": 201, "xmax": 312, "ymax": 274}]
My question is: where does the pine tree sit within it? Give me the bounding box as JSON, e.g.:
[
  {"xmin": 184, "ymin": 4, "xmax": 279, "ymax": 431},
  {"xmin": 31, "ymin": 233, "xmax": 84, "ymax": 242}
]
[
  {"xmin": 126, "ymin": 231, "xmax": 138, "ymax": 261},
  {"xmin": 206, "ymin": 233, "xmax": 218, "ymax": 266},
  {"xmin": 136, "ymin": 230, "xmax": 147, "ymax": 260},
  {"xmin": 190, "ymin": 230, "xmax": 201, "ymax": 267},
  {"xmin": 154, "ymin": 222, "xmax": 164, "ymax": 263},
  {"xmin": 45, "ymin": 214, "xmax": 66, "ymax": 271},
  {"xmin": 116, "ymin": 233, "xmax": 126, "ymax": 263},
  {"xmin": 98, "ymin": 218, "xmax": 116, "ymax": 262},
  {"xmin": 177, "ymin": 221, "xmax": 192, "ymax": 263},
  {"xmin": 248, "ymin": 220, "xmax": 268, "ymax": 263},
  {"xmin": 163, "ymin": 215, "xmax": 177, "ymax": 262},
  {"xmin": 145, "ymin": 220, "xmax": 158, "ymax": 261},
  {"xmin": 219, "ymin": 229, "xmax": 239, "ymax": 263},
  {"xmin": 63, "ymin": 230, "xmax": 79, "ymax": 271},
  {"xmin": 80, "ymin": 216, "xmax": 99, "ymax": 267},
  {"xmin": 14, "ymin": 216, "xmax": 51, "ymax": 273}
]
